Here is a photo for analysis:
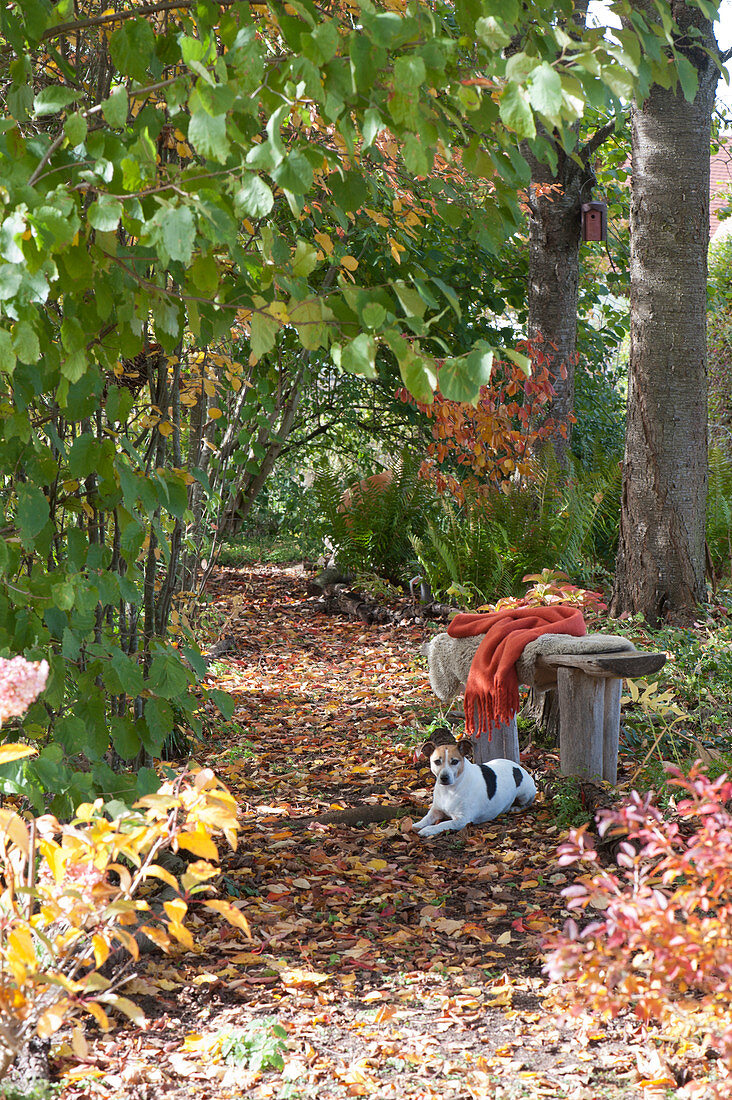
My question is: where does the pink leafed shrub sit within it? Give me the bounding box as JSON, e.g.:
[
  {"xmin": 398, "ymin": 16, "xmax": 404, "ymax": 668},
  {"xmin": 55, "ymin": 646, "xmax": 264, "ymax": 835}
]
[
  {"xmin": 0, "ymin": 656, "xmax": 49, "ymax": 723},
  {"xmin": 544, "ymin": 765, "xmax": 732, "ymax": 1094}
]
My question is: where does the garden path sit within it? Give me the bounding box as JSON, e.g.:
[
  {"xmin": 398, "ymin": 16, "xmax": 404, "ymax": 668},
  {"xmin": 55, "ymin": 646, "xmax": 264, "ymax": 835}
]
[{"xmin": 59, "ymin": 564, "xmax": 688, "ymax": 1100}]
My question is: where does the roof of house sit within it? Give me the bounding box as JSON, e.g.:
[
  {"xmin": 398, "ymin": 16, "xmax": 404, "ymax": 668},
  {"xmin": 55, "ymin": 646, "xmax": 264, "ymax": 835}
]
[{"xmin": 710, "ymin": 143, "xmax": 732, "ymax": 237}]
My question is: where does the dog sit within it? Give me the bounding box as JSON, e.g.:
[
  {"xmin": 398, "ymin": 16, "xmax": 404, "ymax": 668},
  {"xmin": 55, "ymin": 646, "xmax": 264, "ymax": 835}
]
[{"xmin": 413, "ymin": 736, "xmax": 536, "ymax": 838}]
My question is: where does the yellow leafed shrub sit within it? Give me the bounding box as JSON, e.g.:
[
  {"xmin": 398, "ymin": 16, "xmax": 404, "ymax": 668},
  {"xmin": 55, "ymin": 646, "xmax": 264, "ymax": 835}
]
[{"xmin": 0, "ymin": 763, "xmax": 247, "ymax": 1079}]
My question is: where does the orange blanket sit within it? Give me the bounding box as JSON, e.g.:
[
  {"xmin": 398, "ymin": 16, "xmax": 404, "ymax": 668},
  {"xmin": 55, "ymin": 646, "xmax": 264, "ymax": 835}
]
[{"xmin": 448, "ymin": 605, "xmax": 587, "ymax": 737}]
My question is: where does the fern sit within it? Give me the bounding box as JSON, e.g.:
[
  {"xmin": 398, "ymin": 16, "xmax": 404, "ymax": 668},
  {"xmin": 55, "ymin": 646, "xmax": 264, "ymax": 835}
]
[
  {"xmin": 410, "ymin": 454, "xmax": 621, "ymax": 605},
  {"xmin": 313, "ymin": 451, "xmax": 435, "ymax": 583},
  {"xmin": 707, "ymin": 446, "xmax": 732, "ymax": 580}
]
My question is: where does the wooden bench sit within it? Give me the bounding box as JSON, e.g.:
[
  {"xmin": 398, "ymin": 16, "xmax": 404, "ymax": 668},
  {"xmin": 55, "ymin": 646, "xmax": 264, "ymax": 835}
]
[{"xmin": 448, "ymin": 648, "xmax": 667, "ymax": 784}]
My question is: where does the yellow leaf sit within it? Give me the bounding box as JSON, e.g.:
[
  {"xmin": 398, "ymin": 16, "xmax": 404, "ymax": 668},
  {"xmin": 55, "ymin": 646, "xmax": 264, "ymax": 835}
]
[
  {"xmin": 9, "ymin": 927, "xmax": 36, "ymax": 967},
  {"xmin": 278, "ymin": 967, "xmax": 330, "ymax": 989},
  {"xmin": 84, "ymin": 1002, "xmax": 110, "ymax": 1031},
  {"xmin": 366, "ymin": 859, "xmax": 387, "ymax": 871},
  {"xmin": 163, "ymin": 897, "xmax": 187, "ymax": 924},
  {"xmin": 496, "ymin": 930, "xmax": 512, "ymax": 945},
  {"xmin": 92, "ymin": 935, "xmax": 109, "ymax": 969},
  {"xmin": 340, "ymin": 254, "xmax": 358, "ymax": 271},
  {"xmin": 0, "ymin": 744, "xmax": 37, "ymax": 765},
  {"xmin": 209, "ymin": 407, "xmax": 223, "ymax": 419},
  {"xmin": 176, "ymin": 827, "xmax": 219, "ymax": 861},
  {"xmin": 168, "ymin": 920, "xmax": 195, "ymax": 951},
  {"xmin": 158, "ymin": 421, "xmax": 173, "ymax": 437},
  {"xmin": 314, "ymin": 231, "xmax": 333, "ymax": 254},
  {"xmin": 37, "ymin": 1001, "xmax": 69, "ymax": 1038},
  {"xmin": 144, "ymin": 864, "xmax": 180, "ymax": 891},
  {"xmin": 180, "ymin": 859, "xmax": 219, "ymax": 892},
  {"xmin": 103, "ymin": 995, "xmax": 145, "ymax": 1024},
  {"xmin": 0, "ymin": 809, "xmax": 30, "ymax": 855},
  {"xmin": 72, "ymin": 1026, "xmax": 88, "ymax": 1059},
  {"xmin": 138, "ymin": 925, "xmax": 171, "ymax": 951},
  {"xmin": 203, "ymin": 900, "xmax": 252, "ymax": 938}
]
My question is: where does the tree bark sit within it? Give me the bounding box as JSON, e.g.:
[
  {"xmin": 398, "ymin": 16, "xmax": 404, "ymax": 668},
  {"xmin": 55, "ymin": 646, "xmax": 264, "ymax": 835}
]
[
  {"xmin": 525, "ymin": 144, "xmax": 591, "ymax": 465},
  {"xmin": 612, "ymin": 2, "xmax": 719, "ymax": 623}
]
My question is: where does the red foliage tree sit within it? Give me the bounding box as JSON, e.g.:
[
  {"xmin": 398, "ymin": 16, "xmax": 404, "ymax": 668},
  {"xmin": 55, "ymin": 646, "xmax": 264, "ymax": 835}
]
[{"xmin": 398, "ymin": 339, "xmax": 569, "ymax": 501}]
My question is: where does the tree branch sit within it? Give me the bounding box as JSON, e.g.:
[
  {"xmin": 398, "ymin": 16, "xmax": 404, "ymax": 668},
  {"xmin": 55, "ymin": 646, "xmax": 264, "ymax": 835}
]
[
  {"xmin": 42, "ymin": 0, "xmax": 249, "ymax": 42},
  {"xmin": 578, "ymin": 116, "xmax": 625, "ymax": 163}
]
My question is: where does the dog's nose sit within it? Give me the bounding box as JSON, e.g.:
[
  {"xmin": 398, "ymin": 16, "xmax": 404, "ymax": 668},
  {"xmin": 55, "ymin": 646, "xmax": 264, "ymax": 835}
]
[{"xmin": 439, "ymin": 775, "xmax": 451, "ymax": 785}]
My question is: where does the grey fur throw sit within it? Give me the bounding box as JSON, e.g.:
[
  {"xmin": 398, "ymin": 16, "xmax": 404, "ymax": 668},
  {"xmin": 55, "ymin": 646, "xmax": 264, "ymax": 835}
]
[{"xmin": 422, "ymin": 631, "xmax": 637, "ymax": 702}]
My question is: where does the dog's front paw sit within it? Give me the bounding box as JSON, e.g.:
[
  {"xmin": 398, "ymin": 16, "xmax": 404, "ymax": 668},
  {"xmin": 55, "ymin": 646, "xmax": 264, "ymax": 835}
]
[{"xmin": 416, "ymin": 824, "xmax": 442, "ymax": 838}]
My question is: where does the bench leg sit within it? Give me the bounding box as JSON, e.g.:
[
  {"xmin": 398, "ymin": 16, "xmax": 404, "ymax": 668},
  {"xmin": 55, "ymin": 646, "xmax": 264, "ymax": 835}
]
[
  {"xmin": 557, "ymin": 667, "xmax": 605, "ymax": 780},
  {"xmin": 472, "ymin": 715, "xmax": 520, "ymax": 765},
  {"xmin": 602, "ymin": 678, "xmax": 622, "ymax": 785}
]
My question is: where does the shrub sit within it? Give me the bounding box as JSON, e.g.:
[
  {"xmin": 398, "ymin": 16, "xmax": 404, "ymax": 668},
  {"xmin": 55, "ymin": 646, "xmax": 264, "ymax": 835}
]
[
  {"xmin": 0, "ymin": 766, "xmax": 247, "ymax": 1081},
  {"xmin": 544, "ymin": 765, "xmax": 732, "ymax": 1096}
]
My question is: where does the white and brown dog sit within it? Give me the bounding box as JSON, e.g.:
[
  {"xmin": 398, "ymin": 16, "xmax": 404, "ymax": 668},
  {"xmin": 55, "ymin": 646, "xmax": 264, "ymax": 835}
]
[{"xmin": 413, "ymin": 736, "xmax": 536, "ymax": 838}]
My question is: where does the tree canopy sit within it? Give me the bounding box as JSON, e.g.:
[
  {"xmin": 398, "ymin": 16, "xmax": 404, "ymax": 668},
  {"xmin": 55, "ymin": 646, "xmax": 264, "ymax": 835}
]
[{"xmin": 0, "ymin": 0, "xmax": 715, "ymax": 806}]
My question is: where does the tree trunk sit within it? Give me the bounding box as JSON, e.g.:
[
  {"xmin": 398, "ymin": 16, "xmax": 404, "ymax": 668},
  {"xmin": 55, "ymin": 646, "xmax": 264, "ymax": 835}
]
[
  {"xmin": 526, "ymin": 146, "xmax": 590, "ymax": 465},
  {"xmin": 612, "ymin": 4, "xmax": 718, "ymax": 623}
]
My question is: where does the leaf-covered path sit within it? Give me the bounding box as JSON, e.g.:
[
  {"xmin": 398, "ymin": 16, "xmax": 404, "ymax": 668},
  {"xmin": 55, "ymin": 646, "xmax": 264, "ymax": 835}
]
[{"xmin": 61, "ymin": 564, "xmax": 678, "ymax": 1099}]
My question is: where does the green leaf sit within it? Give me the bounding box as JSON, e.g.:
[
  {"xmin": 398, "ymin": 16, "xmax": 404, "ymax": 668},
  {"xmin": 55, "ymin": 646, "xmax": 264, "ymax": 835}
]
[
  {"xmin": 362, "ymin": 302, "xmax": 387, "ymax": 329},
  {"xmin": 0, "ymin": 330, "xmax": 16, "ymax": 374},
  {"xmin": 476, "ymin": 16, "xmax": 511, "ymax": 50},
  {"xmin": 396, "ymin": 345, "xmax": 436, "ymax": 403},
  {"xmin": 528, "ymin": 63, "xmax": 563, "ymax": 121},
  {"xmin": 505, "ymin": 348, "xmax": 532, "ymax": 376},
  {"xmin": 403, "ymin": 133, "xmax": 429, "ymax": 176},
  {"xmin": 271, "ymin": 151, "xmax": 313, "ymax": 195},
  {"xmin": 499, "ymin": 83, "xmax": 536, "ymax": 140},
  {"xmin": 111, "ymin": 650, "xmax": 144, "ymax": 696},
  {"xmin": 362, "ymin": 108, "xmax": 385, "ymax": 149},
  {"xmin": 188, "ymin": 111, "xmax": 230, "ymax": 162},
  {"xmin": 251, "ymin": 311, "xmax": 280, "ymax": 360},
  {"xmin": 56, "ymin": 715, "xmax": 87, "ymax": 757},
  {"xmin": 64, "ymin": 112, "xmax": 87, "ymax": 146},
  {"xmin": 16, "ymin": 484, "xmax": 49, "ymax": 546},
  {"xmin": 109, "ymin": 18, "xmax": 155, "ymax": 83},
  {"xmin": 332, "ymin": 333, "xmax": 377, "ymax": 378},
  {"xmin": 158, "ymin": 205, "xmax": 197, "ymax": 264},
  {"xmin": 439, "ymin": 347, "xmax": 495, "ymax": 402},
  {"xmin": 33, "ymin": 86, "xmax": 79, "ymax": 117},
  {"xmin": 393, "ymin": 55, "xmax": 426, "ymax": 93},
  {"xmin": 148, "ymin": 652, "xmax": 191, "ymax": 700},
  {"xmin": 674, "ymin": 52, "xmax": 699, "ymax": 104},
  {"xmin": 51, "ymin": 580, "xmax": 76, "ymax": 611},
  {"xmin": 189, "ymin": 253, "xmax": 219, "ymax": 296},
  {"xmin": 12, "ymin": 320, "xmax": 39, "ymax": 364},
  {"xmin": 234, "ymin": 175, "xmax": 274, "ymax": 218},
  {"xmin": 88, "ymin": 195, "xmax": 123, "ymax": 232},
  {"xmin": 102, "ymin": 87, "xmax": 129, "ymax": 128},
  {"xmin": 291, "ymin": 240, "xmax": 319, "ymax": 277},
  {"xmin": 289, "ymin": 299, "xmax": 328, "ymax": 350},
  {"xmin": 68, "ymin": 432, "xmax": 97, "ymax": 477},
  {"xmin": 110, "ymin": 717, "xmax": 141, "ymax": 762},
  {"xmin": 143, "ymin": 696, "xmax": 173, "ymax": 752},
  {"xmin": 208, "ymin": 688, "xmax": 235, "ymax": 720},
  {"xmin": 392, "ymin": 281, "xmax": 427, "ymax": 319},
  {"xmin": 0, "ymin": 266, "xmax": 22, "ymax": 301}
]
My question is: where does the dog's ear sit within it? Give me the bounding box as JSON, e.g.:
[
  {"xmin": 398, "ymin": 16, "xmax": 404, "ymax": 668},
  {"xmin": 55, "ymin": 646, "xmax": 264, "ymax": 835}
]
[
  {"xmin": 457, "ymin": 739, "xmax": 474, "ymax": 760},
  {"xmin": 421, "ymin": 740, "xmax": 436, "ymax": 760}
]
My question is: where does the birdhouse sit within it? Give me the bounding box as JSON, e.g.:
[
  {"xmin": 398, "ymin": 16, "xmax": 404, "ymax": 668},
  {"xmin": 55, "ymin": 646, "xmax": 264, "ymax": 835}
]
[{"xmin": 582, "ymin": 201, "xmax": 607, "ymax": 242}]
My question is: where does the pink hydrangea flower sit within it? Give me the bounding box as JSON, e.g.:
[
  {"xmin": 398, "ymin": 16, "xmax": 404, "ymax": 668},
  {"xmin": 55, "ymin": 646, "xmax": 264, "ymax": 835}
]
[{"xmin": 0, "ymin": 657, "xmax": 50, "ymax": 723}]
